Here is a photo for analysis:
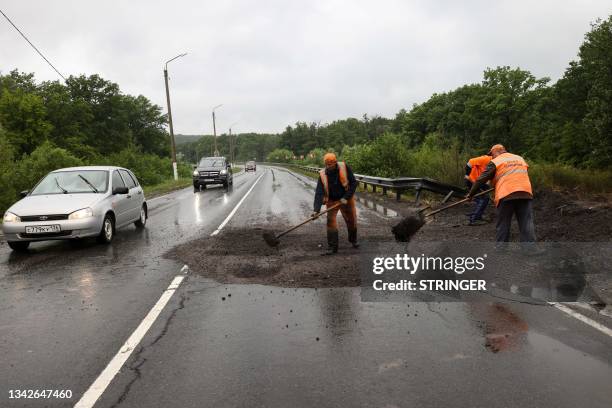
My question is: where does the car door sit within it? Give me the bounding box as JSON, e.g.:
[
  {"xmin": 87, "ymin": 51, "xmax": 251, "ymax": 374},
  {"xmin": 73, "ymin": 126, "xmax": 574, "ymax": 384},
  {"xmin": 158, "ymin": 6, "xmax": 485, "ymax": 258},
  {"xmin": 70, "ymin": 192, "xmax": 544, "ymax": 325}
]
[
  {"xmin": 119, "ymin": 169, "xmax": 141, "ymax": 221},
  {"xmin": 127, "ymin": 170, "xmax": 145, "ymax": 218},
  {"xmin": 111, "ymin": 170, "xmax": 131, "ymax": 227}
]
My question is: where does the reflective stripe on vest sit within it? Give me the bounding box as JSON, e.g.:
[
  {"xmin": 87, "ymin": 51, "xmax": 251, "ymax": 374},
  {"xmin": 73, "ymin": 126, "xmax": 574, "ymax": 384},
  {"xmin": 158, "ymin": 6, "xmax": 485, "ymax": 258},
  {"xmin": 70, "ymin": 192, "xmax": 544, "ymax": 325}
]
[
  {"xmin": 491, "ymin": 153, "xmax": 532, "ymax": 206},
  {"xmin": 319, "ymin": 162, "xmax": 349, "ymax": 203}
]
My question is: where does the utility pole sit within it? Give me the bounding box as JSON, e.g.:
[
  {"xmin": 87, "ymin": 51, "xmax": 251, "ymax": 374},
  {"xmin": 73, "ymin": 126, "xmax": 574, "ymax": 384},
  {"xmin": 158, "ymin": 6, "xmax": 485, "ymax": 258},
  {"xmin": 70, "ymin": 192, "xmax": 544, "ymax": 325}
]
[
  {"xmin": 229, "ymin": 122, "xmax": 238, "ymax": 164},
  {"xmin": 163, "ymin": 53, "xmax": 187, "ymax": 180},
  {"xmin": 212, "ymin": 104, "xmax": 223, "ymax": 156}
]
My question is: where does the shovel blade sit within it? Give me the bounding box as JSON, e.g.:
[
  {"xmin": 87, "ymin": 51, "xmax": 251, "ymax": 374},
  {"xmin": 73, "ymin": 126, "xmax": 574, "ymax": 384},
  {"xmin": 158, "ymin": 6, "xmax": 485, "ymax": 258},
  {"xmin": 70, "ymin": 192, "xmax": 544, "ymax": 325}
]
[{"xmin": 262, "ymin": 231, "xmax": 280, "ymax": 247}]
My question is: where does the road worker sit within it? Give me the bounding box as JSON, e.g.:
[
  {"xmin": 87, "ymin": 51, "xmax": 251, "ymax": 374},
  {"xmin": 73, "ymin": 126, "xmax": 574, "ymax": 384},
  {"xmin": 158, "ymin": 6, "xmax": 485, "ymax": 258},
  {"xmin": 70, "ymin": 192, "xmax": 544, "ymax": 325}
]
[
  {"xmin": 467, "ymin": 144, "xmax": 536, "ymax": 242},
  {"xmin": 312, "ymin": 153, "xmax": 358, "ymax": 255},
  {"xmin": 464, "ymin": 154, "xmax": 492, "ymax": 226}
]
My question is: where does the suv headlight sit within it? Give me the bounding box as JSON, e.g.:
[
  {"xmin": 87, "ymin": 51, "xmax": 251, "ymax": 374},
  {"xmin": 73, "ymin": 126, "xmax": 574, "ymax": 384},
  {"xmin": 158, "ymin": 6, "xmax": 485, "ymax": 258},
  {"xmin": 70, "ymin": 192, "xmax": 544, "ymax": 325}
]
[
  {"xmin": 3, "ymin": 212, "xmax": 20, "ymax": 223},
  {"xmin": 192, "ymin": 170, "xmax": 199, "ymax": 177},
  {"xmin": 220, "ymin": 169, "xmax": 227, "ymax": 175},
  {"xmin": 69, "ymin": 208, "xmax": 93, "ymax": 220}
]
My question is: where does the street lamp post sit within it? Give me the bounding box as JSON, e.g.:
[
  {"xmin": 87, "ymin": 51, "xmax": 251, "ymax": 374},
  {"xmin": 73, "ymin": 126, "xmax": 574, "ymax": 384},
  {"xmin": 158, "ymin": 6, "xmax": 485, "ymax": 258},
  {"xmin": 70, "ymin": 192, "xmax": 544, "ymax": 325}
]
[
  {"xmin": 212, "ymin": 104, "xmax": 223, "ymax": 156},
  {"xmin": 163, "ymin": 53, "xmax": 187, "ymax": 180}
]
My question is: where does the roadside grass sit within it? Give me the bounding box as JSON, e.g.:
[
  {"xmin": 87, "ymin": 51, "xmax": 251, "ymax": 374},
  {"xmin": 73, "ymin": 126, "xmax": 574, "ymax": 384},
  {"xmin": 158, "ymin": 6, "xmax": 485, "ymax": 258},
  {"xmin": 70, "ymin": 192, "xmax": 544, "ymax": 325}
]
[
  {"xmin": 143, "ymin": 178, "xmax": 192, "ymax": 198},
  {"xmin": 529, "ymin": 163, "xmax": 612, "ymax": 194}
]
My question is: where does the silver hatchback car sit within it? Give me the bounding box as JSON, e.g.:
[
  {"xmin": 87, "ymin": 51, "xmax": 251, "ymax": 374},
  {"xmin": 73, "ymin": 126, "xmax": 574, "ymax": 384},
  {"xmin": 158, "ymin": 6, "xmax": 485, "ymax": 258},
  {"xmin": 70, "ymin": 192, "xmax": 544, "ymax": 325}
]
[{"xmin": 2, "ymin": 166, "xmax": 148, "ymax": 252}]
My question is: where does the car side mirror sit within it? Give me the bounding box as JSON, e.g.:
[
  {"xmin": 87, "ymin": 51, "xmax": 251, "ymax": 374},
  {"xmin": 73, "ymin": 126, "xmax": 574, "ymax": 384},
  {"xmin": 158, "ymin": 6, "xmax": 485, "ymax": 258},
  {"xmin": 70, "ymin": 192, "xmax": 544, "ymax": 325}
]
[
  {"xmin": 113, "ymin": 186, "xmax": 129, "ymax": 195},
  {"xmin": 227, "ymin": 164, "xmax": 231, "ymax": 168},
  {"xmin": 20, "ymin": 190, "xmax": 29, "ymax": 198}
]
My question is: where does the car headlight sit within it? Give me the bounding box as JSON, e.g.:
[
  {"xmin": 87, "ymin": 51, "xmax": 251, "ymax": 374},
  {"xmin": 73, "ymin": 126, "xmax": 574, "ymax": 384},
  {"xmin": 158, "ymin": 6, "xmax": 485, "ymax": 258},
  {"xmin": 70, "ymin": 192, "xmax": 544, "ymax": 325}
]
[
  {"xmin": 220, "ymin": 169, "xmax": 227, "ymax": 175},
  {"xmin": 3, "ymin": 212, "xmax": 20, "ymax": 223},
  {"xmin": 68, "ymin": 208, "xmax": 93, "ymax": 220},
  {"xmin": 192, "ymin": 170, "xmax": 199, "ymax": 177}
]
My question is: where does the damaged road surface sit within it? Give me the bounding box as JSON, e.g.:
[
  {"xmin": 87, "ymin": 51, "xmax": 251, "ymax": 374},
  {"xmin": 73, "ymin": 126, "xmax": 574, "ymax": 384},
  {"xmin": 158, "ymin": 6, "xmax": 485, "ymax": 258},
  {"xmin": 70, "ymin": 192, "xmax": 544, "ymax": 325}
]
[{"xmin": 0, "ymin": 166, "xmax": 611, "ymax": 408}]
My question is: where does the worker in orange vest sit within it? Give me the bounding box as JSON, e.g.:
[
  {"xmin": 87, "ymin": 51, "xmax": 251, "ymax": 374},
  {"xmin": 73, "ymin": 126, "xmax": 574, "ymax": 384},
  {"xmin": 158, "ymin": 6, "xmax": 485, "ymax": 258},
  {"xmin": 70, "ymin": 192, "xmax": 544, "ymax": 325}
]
[
  {"xmin": 467, "ymin": 144, "xmax": 536, "ymax": 242},
  {"xmin": 312, "ymin": 153, "xmax": 358, "ymax": 255},
  {"xmin": 465, "ymin": 154, "xmax": 492, "ymax": 225}
]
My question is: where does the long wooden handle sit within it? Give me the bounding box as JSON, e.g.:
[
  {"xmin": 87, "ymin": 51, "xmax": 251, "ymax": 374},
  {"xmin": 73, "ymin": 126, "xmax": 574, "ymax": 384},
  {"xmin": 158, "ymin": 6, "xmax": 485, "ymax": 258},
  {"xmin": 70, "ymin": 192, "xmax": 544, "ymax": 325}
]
[
  {"xmin": 276, "ymin": 203, "xmax": 342, "ymax": 239},
  {"xmin": 425, "ymin": 187, "xmax": 494, "ymax": 217}
]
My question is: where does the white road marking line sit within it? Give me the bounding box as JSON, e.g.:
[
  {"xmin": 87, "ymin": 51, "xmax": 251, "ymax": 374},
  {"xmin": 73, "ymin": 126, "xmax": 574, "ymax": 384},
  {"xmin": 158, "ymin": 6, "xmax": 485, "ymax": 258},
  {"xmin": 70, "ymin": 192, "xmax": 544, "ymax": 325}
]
[
  {"xmin": 211, "ymin": 172, "xmax": 265, "ymax": 236},
  {"xmin": 74, "ymin": 275, "xmax": 186, "ymax": 408},
  {"xmin": 550, "ymin": 302, "xmax": 612, "ymax": 338},
  {"xmin": 180, "ymin": 264, "xmax": 189, "ymax": 274}
]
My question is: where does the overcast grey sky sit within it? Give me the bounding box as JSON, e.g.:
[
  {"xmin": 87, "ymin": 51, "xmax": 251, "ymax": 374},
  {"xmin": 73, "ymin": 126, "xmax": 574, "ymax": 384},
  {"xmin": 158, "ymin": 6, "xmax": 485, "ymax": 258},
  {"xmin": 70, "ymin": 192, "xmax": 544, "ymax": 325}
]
[{"xmin": 1, "ymin": 1, "xmax": 610, "ymax": 134}]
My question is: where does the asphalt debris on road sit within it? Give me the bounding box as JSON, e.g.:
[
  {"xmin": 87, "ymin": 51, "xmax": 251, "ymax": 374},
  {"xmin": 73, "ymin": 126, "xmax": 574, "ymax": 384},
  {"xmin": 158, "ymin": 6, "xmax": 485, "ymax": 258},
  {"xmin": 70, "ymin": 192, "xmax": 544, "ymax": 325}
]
[{"xmin": 165, "ymin": 222, "xmax": 392, "ymax": 288}]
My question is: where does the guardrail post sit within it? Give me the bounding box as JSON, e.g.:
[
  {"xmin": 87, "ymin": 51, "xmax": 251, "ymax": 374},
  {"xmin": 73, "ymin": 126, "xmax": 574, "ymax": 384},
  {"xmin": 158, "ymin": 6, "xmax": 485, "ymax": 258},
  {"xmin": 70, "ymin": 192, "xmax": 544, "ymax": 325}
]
[
  {"xmin": 396, "ymin": 189, "xmax": 402, "ymax": 201},
  {"xmin": 442, "ymin": 190, "xmax": 454, "ymax": 203},
  {"xmin": 382, "ymin": 186, "xmax": 387, "ymax": 196},
  {"xmin": 372, "ymin": 184, "xmax": 377, "ymax": 193},
  {"xmin": 414, "ymin": 187, "xmax": 422, "ymax": 205}
]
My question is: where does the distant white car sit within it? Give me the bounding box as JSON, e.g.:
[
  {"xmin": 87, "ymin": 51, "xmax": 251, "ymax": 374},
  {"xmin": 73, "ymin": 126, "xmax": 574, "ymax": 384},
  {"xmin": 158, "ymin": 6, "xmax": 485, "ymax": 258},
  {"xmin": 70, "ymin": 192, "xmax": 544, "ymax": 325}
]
[
  {"xmin": 2, "ymin": 166, "xmax": 147, "ymax": 252},
  {"xmin": 245, "ymin": 161, "xmax": 257, "ymax": 172}
]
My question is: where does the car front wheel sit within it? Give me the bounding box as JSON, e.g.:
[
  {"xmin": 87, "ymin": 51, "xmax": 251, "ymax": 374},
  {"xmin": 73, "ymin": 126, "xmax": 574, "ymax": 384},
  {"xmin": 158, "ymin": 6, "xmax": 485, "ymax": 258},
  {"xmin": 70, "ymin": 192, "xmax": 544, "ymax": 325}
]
[
  {"xmin": 8, "ymin": 241, "xmax": 30, "ymax": 252},
  {"xmin": 97, "ymin": 214, "xmax": 114, "ymax": 244}
]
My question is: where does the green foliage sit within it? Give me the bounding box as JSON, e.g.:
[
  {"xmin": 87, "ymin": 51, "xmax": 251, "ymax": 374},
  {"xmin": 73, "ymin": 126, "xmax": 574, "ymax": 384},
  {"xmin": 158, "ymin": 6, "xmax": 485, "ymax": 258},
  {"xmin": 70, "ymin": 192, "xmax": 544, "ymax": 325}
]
[
  {"xmin": 267, "ymin": 148, "xmax": 295, "ymax": 163},
  {"xmin": 12, "ymin": 141, "xmax": 83, "ymax": 195},
  {"xmin": 529, "ymin": 163, "xmax": 612, "ymax": 194},
  {"xmin": 0, "ymin": 88, "xmax": 52, "ymax": 156},
  {"xmin": 101, "ymin": 148, "xmax": 173, "ymax": 186},
  {"xmin": 342, "ymin": 133, "xmax": 412, "ymax": 178},
  {"xmin": 0, "ymin": 70, "xmax": 168, "ymax": 160},
  {"xmin": 300, "ymin": 148, "xmax": 335, "ymax": 166},
  {"xmin": 0, "ymin": 127, "xmax": 17, "ymax": 213}
]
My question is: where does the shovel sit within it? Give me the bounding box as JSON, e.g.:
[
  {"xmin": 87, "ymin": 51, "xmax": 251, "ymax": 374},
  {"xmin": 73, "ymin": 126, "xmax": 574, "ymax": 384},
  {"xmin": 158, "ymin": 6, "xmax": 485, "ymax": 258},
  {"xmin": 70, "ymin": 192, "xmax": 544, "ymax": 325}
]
[
  {"xmin": 263, "ymin": 203, "xmax": 342, "ymax": 247},
  {"xmin": 392, "ymin": 187, "xmax": 494, "ymax": 242}
]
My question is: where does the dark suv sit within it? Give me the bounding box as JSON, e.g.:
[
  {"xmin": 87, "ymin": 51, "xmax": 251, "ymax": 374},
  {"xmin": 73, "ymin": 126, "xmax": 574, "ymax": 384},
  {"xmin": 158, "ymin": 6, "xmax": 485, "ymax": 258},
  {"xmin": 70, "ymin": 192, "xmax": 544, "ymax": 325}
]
[{"xmin": 192, "ymin": 157, "xmax": 233, "ymax": 191}]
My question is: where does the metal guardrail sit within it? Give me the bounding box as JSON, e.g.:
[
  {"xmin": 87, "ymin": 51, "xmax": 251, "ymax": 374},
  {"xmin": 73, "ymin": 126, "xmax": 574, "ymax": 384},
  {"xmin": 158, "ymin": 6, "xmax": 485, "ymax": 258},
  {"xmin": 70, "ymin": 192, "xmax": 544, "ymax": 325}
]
[{"xmin": 266, "ymin": 163, "xmax": 467, "ymax": 204}]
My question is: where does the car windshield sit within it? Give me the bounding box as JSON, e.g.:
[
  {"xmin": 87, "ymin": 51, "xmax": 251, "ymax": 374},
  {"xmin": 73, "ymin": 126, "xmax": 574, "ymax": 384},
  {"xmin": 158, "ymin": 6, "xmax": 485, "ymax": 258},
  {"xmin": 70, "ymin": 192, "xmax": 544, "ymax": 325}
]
[
  {"xmin": 199, "ymin": 158, "xmax": 224, "ymax": 167},
  {"xmin": 30, "ymin": 170, "xmax": 109, "ymax": 195}
]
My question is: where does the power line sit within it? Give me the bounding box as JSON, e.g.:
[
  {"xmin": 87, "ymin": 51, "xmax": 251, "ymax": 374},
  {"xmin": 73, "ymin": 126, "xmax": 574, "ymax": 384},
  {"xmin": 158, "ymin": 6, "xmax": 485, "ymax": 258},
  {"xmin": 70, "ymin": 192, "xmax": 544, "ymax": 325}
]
[{"xmin": 0, "ymin": 8, "xmax": 67, "ymax": 81}]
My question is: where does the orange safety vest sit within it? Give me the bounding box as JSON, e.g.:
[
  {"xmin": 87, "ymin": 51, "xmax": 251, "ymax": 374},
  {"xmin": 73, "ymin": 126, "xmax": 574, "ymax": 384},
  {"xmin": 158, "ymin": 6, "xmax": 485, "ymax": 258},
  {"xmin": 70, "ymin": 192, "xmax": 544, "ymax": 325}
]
[
  {"xmin": 320, "ymin": 162, "xmax": 349, "ymax": 203},
  {"xmin": 491, "ymin": 152, "xmax": 532, "ymax": 206},
  {"xmin": 468, "ymin": 155, "xmax": 492, "ymax": 182}
]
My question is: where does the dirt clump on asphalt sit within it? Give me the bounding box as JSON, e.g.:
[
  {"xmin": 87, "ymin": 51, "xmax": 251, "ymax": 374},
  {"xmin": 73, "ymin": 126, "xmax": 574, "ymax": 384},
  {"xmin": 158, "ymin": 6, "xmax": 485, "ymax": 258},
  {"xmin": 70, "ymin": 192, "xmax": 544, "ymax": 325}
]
[{"xmin": 165, "ymin": 222, "xmax": 391, "ymax": 288}]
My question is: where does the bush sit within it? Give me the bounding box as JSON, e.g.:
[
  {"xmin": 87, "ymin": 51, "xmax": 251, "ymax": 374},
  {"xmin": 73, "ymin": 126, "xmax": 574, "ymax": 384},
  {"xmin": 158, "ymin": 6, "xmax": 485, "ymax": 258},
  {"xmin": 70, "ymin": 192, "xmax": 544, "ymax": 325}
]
[
  {"xmin": 13, "ymin": 141, "xmax": 83, "ymax": 194},
  {"xmin": 0, "ymin": 128, "xmax": 17, "ymax": 213},
  {"xmin": 529, "ymin": 162, "xmax": 612, "ymax": 193},
  {"xmin": 267, "ymin": 148, "xmax": 294, "ymax": 163},
  {"xmin": 409, "ymin": 135, "xmax": 466, "ymax": 185},
  {"xmin": 102, "ymin": 148, "xmax": 173, "ymax": 186},
  {"xmin": 342, "ymin": 133, "xmax": 412, "ymax": 178}
]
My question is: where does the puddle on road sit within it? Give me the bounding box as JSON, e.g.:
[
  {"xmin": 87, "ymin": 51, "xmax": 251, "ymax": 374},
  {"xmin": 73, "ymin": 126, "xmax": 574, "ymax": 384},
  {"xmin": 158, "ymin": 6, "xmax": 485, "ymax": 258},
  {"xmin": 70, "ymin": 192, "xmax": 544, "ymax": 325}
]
[
  {"xmin": 357, "ymin": 197, "xmax": 398, "ymax": 218},
  {"xmin": 469, "ymin": 303, "xmax": 529, "ymax": 353}
]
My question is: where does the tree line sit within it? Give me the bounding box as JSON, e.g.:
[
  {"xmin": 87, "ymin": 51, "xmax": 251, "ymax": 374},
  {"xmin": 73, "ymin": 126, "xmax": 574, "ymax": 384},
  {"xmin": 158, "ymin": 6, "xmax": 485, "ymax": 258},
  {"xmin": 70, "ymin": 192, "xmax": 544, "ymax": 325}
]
[
  {"xmin": 0, "ymin": 71, "xmax": 191, "ymax": 213},
  {"xmin": 180, "ymin": 16, "xmax": 612, "ymax": 181}
]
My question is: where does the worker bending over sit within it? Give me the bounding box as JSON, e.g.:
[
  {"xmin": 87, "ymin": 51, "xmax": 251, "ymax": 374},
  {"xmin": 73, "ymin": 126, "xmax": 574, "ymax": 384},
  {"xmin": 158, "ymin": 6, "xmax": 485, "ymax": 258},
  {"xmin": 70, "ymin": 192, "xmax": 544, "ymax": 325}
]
[
  {"xmin": 468, "ymin": 144, "xmax": 536, "ymax": 243},
  {"xmin": 312, "ymin": 153, "xmax": 359, "ymax": 255},
  {"xmin": 465, "ymin": 154, "xmax": 492, "ymax": 226}
]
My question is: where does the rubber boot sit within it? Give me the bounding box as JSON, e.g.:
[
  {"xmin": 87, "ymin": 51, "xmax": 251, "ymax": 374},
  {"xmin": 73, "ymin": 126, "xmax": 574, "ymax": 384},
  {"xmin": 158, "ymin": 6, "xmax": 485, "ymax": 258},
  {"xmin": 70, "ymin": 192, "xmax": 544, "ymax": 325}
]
[
  {"xmin": 324, "ymin": 230, "xmax": 339, "ymax": 255},
  {"xmin": 348, "ymin": 228, "xmax": 359, "ymax": 249}
]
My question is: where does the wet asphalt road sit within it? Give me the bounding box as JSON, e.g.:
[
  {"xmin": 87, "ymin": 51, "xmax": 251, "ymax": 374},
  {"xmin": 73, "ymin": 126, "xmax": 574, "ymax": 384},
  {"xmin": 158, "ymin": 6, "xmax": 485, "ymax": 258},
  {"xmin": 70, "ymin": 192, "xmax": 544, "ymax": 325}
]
[{"xmin": 0, "ymin": 166, "xmax": 611, "ymax": 408}]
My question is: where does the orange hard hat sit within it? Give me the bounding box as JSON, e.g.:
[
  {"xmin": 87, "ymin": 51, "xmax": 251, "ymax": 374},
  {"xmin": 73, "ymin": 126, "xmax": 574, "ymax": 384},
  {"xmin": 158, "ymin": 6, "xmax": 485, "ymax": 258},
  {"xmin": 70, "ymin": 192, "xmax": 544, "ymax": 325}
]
[
  {"xmin": 488, "ymin": 144, "xmax": 506, "ymax": 155},
  {"xmin": 323, "ymin": 153, "xmax": 337, "ymax": 164}
]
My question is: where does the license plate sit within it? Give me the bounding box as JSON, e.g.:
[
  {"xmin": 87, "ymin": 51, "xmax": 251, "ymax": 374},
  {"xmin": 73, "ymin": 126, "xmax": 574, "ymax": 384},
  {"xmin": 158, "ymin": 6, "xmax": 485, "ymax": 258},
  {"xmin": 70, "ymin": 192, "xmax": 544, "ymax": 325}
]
[
  {"xmin": 204, "ymin": 178, "xmax": 215, "ymax": 182},
  {"xmin": 25, "ymin": 224, "xmax": 61, "ymax": 234}
]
